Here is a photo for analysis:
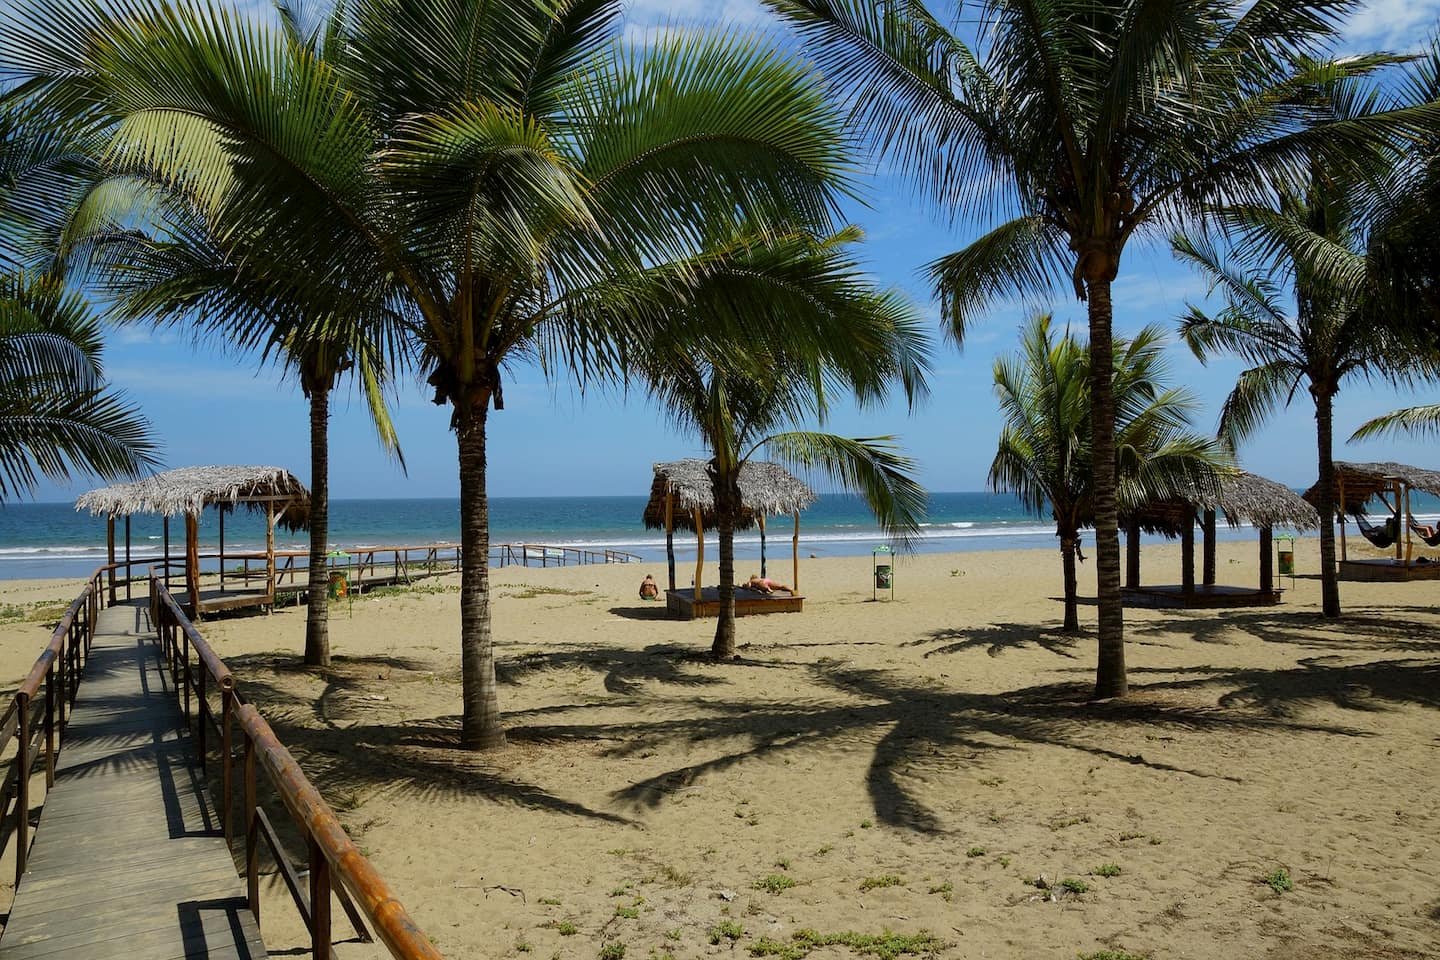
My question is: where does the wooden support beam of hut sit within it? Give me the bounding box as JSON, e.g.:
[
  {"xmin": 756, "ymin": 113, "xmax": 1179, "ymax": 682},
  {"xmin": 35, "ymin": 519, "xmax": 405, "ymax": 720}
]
[
  {"xmin": 1125, "ymin": 517, "xmax": 1140, "ymax": 589},
  {"xmin": 758, "ymin": 514, "xmax": 767, "ymax": 578},
  {"xmin": 106, "ymin": 515, "xmax": 116, "ymax": 604},
  {"xmin": 692, "ymin": 507, "xmax": 704, "ymax": 604},
  {"xmin": 664, "ymin": 489, "xmax": 675, "ymax": 592},
  {"xmin": 792, "ymin": 511, "xmax": 800, "ymax": 594},
  {"xmin": 185, "ymin": 513, "xmax": 200, "ymax": 615},
  {"xmin": 1202, "ymin": 509, "xmax": 1217, "ymax": 586},
  {"xmin": 219, "ymin": 507, "xmax": 226, "ymax": 588},
  {"xmin": 266, "ymin": 500, "xmax": 277, "ymax": 607},
  {"xmin": 1405, "ymin": 483, "xmax": 1413, "ymax": 564},
  {"xmin": 1394, "ymin": 479, "xmax": 1403, "ymax": 562},
  {"xmin": 1259, "ymin": 526, "xmax": 1273, "ymax": 594},
  {"xmin": 163, "ymin": 516, "xmax": 170, "ymax": 587},
  {"xmin": 1338, "ymin": 474, "xmax": 1347, "ymax": 562},
  {"xmin": 124, "ymin": 515, "xmax": 132, "ymax": 601}
]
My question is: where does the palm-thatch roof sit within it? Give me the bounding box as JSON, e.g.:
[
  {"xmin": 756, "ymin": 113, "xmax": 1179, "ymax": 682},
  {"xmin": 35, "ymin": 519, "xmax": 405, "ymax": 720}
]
[
  {"xmin": 1302, "ymin": 461, "xmax": 1440, "ymax": 514},
  {"xmin": 76, "ymin": 466, "xmax": 310, "ymax": 530},
  {"xmin": 1125, "ymin": 470, "xmax": 1318, "ymax": 536},
  {"xmin": 643, "ymin": 459, "xmax": 817, "ymax": 533}
]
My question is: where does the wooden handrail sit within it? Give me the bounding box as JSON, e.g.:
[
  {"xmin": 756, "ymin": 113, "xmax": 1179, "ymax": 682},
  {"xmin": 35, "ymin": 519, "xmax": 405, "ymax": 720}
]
[{"xmin": 150, "ymin": 574, "xmax": 444, "ymax": 960}]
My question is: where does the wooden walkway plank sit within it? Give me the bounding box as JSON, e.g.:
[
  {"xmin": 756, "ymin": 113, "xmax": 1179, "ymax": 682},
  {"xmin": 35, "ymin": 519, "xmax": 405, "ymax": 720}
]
[{"xmin": 0, "ymin": 603, "xmax": 267, "ymax": 960}]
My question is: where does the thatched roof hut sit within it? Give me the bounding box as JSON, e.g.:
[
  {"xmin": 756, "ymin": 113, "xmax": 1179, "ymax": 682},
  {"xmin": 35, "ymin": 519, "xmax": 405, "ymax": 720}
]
[
  {"xmin": 1125, "ymin": 470, "xmax": 1317, "ymax": 536},
  {"xmin": 77, "ymin": 465, "xmax": 309, "ymax": 530},
  {"xmin": 643, "ymin": 459, "xmax": 816, "ymax": 534},
  {"xmin": 1302, "ymin": 461, "xmax": 1440, "ymax": 514}
]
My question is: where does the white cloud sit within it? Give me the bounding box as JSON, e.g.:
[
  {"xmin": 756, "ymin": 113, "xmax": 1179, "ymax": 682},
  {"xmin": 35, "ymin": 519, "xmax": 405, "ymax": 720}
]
[{"xmin": 1342, "ymin": 0, "xmax": 1440, "ymax": 50}]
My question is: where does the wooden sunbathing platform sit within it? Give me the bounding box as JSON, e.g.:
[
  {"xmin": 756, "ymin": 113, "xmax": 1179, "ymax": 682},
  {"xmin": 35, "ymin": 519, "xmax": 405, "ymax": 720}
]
[
  {"xmin": 1124, "ymin": 584, "xmax": 1283, "ymax": 609},
  {"xmin": 665, "ymin": 587, "xmax": 804, "ymax": 620},
  {"xmin": 1338, "ymin": 558, "xmax": 1440, "ymax": 581},
  {"xmin": 0, "ymin": 602, "xmax": 266, "ymax": 960}
]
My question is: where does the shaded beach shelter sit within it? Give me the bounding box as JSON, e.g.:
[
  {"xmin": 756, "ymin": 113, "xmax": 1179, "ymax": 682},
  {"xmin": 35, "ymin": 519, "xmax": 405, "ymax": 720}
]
[
  {"xmin": 1303, "ymin": 461, "xmax": 1440, "ymax": 581},
  {"xmin": 76, "ymin": 465, "xmax": 309, "ymax": 615},
  {"xmin": 1122, "ymin": 470, "xmax": 1318, "ymax": 607},
  {"xmin": 642, "ymin": 459, "xmax": 815, "ymax": 618}
]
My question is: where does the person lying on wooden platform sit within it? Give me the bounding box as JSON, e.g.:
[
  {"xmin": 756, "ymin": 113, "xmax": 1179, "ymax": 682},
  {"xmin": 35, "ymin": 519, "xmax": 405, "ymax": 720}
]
[{"xmin": 746, "ymin": 574, "xmax": 794, "ymax": 595}]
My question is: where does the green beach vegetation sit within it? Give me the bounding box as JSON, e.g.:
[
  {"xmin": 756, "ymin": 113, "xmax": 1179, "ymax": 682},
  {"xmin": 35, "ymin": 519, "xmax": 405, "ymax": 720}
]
[{"xmin": 989, "ymin": 315, "xmax": 1227, "ymax": 631}]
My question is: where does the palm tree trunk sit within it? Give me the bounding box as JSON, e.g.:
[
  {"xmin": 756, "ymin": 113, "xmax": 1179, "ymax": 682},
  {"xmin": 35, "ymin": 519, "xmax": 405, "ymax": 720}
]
[
  {"xmin": 1059, "ymin": 527, "xmax": 1080, "ymax": 632},
  {"xmin": 711, "ymin": 468, "xmax": 739, "ymax": 659},
  {"xmin": 457, "ymin": 398, "xmax": 505, "ymax": 749},
  {"xmin": 1086, "ymin": 276, "xmax": 1127, "ymax": 698},
  {"xmin": 1315, "ymin": 389, "xmax": 1341, "ymax": 618},
  {"xmin": 304, "ymin": 385, "xmax": 331, "ymax": 667}
]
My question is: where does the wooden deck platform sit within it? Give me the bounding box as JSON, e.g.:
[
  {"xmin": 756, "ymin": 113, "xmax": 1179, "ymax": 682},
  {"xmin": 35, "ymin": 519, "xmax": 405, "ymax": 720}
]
[
  {"xmin": 665, "ymin": 587, "xmax": 804, "ymax": 620},
  {"xmin": 1339, "ymin": 558, "xmax": 1440, "ymax": 581},
  {"xmin": 0, "ymin": 603, "xmax": 266, "ymax": 960},
  {"xmin": 1124, "ymin": 584, "xmax": 1283, "ymax": 608}
]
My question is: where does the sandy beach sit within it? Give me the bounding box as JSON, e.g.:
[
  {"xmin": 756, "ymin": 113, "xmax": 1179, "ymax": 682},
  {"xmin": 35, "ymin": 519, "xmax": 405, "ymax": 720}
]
[{"xmin": 0, "ymin": 537, "xmax": 1436, "ymax": 960}]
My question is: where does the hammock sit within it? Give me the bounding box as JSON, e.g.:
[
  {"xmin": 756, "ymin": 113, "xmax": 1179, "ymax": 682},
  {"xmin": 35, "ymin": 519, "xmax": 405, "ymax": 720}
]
[
  {"xmin": 1410, "ymin": 519, "xmax": 1440, "ymax": 548},
  {"xmin": 1354, "ymin": 511, "xmax": 1399, "ymax": 549}
]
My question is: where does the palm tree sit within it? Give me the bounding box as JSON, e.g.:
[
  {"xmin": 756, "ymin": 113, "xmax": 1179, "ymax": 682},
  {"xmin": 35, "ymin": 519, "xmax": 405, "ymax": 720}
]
[
  {"xmin": 636, "ymin": 228, "xmax": 928, "ymax": 657},
  {"xmin": 764, "ymin": 0, "xmax": 1435, "ymax": 697},
  {"xmin": 1174, "ymin": 166, "xmax": 1405, "ymax": 618},
  {"xmin": 11, "ymin": 0, "xmax": 861, "ymax": 749},
  {"xmin": 0, "ymin": 271, "xmax": 158, "ymax": 499},
  {"xmin": 1352, "ymin": 404, "xmax": 1440, "ymax": 442},
  {"xmin": 63, "ymin": 181, "xmax": 402, "ymax": 669},
  {"xmin": 991, "ymin": 315, "xmax": 1226, "ymax": 630}
]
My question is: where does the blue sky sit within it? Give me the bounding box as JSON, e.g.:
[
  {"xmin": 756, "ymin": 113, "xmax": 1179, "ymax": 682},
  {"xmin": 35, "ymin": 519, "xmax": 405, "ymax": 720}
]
[{"xmin": 25, "ymin": 0, "xmax": 1440, "ymax": 502}]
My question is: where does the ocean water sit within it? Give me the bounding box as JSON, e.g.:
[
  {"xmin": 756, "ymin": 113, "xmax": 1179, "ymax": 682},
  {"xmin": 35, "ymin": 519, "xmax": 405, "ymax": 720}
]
[{"xmin": 0, "ymin": 491, "xmax": 1429, "ymax": 581}]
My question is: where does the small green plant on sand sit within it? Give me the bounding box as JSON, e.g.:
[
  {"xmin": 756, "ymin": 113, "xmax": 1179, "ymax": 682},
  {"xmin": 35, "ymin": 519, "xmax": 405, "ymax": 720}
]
[
  {"xmin": 754, "ymin": 874, "xmax": 797, "ymax": 894},
  {"xmin": 665, "ymin": 929, "xmax": 681, "ymax": 942},
  {"xmin": 1263, "ymin": 867, "xmax": 1293, "ymax": 894},
  {"xmin": 859, "ymin": 875, "xmax": 903, "ymax": 892},
  {"xmin": 774, "ymin": 857, "xmax": 792, "ymax": 870},
  {"xmin": 599, "ymin": 943, "xmax": 626, "ymax": 960},
  {"xmin": 538, "ymin": 897, "xmax": 561, "ymax": 906},
  {"xmin": 1079, "ymin": 951, "xmax": 1147, "ymax": 960},
  {"xmin": 1060, "ymin": 878, "xmax": 1090, "ymax": 895},
  {"xmin": 710, "ymin": 921, "xmax": 745, "ymax": 944},
  {"xmin": 859, "ymin": 819, "xmax": 873, "ymax": 829},
  {"xmin": 927, "ymin": 881, "xmax": 953, "ymax": 902},
  {"xmin": 614, "ymin": 906, "xmax": 639, "ymax": 919},
  {"xmin": 1092, "ymin": 863, "xmax": 1121, "ymax": 878},
  {"xmin": 554, "ymin": 922, "xmax": 578, "ymax": 936},
  {"xmin": 966, "ymin": 846, "xmax": 986, "ymax": 858},
  {"xmin": 749, "ymin": 929, "xmax": 941, "ymax": 960}
]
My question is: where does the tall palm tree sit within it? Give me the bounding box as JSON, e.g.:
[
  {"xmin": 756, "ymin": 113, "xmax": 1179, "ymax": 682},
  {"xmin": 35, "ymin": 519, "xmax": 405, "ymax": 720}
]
[
  {"xmin": 1174, "ymin": 166, "xmax": 1405, "ymax": 618},
  {"xmin": 63, "ymin": 180, "xmax": 402, "ymax": 669},
  {"xmin": 991, "ymin": 314, "xmax": 1226, "ymax": 631},
  {"xmin": 0, "ymin": 271, "xmax": 158, "ymax": 499},
  {"xmin": 8, "ymin": 0, "xmax": 861, "ymax": 749},
  {"xmin": 637, "ymin": 228, "xmax": 928, "ymax": 657},
  {"xmin": 764, "ymin": 0, "xmax": 1434, "ymax": 697}
]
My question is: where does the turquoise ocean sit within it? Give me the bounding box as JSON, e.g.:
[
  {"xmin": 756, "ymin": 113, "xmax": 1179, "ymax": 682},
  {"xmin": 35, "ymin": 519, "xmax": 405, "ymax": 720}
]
[{"xmin": 2, "ymin": 491, "xmax": 1434, "ymax": 580}]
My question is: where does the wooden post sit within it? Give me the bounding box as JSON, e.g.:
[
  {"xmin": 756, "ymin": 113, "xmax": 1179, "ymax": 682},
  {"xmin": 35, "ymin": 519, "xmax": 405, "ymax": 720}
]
[
  {"xmin": 1337, "ymin": 474, "xmax": 1347, "ymax": 563},
  {"xmin": 1395, "ymin": 480, "xmax": 1404, "ymax": 563},
  {"xmin": 1259, "ymin": 526, "xmax": 1274, "ymax": 594},
  {"xmin": 163, "ymin": 516, "xmax": 171, "ymax": 587},
  {"xmin": 124, "ymin": 515, "xmax": 132, "ymax": 601},
  {"xmin": 693, "ymin": 507, "xmax": 704, "ymax": 604},
  {"xmin": 1125, "ymin": 517, "xmax": 1140, "ymax": 589},
  {"xmin": 221, "ymin": 690, "xmax": 234, "ymax": 848},
  {"xmin": 219, "ymin": 507, "xmax": 226, "ymax": 588},
  {"xmin": 1405, "ymin": 483, "xmax": 1414, "ymax": 564},
  {"xmin": 664, "ymin": 491, "xmax": 676, "ymax": 592},
  {"xmin": 186, "ymin": 512, "xmax": 201, "ymax": 616},
  {"xmin": 266, "ymin": 500, "xmax": 276, "ymax": 608},
  {"xmin": 759, "ymin": 514, "xmax": 768, "ymax": 578},
  {"xmin": 106, "ymin": 515, "xmax": 116, "ymax": 604},
  {"xmin": 1180, "ymin": 516, "xmax": 1195, "ymax": 595},
  {"xmin": 792, "ymin": 511, "xmax": 800, "ymax": 594},
  {"xmin": 1202, "ymin": 509, "xmax": 1217, "ymax": 586},
  {"xmin": 244, "ymin": 734, "xmax": 259, "ymax": 921},
  {"xmin": 309, "ymin": 835, "xmax": 332, "ymax": 958},
  {"xmin": 15, "ymin": 691, "xmax": 29, "ymax": 884}
]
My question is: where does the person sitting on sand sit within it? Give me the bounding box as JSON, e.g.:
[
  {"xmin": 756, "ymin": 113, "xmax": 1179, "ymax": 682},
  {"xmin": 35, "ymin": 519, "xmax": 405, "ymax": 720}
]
[
  {"xmin": 746, "ymin": 574, "xmax": 793, "ymax": 595},
  {"xmin": 638, "ymin": 574, "xmax": 659, "ymax": 600}
]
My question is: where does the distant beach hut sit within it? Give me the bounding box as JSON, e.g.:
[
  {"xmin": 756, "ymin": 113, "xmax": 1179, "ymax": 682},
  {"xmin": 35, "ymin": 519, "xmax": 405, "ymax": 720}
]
[
  {"xmin": 642, "ymin": 459, "xmax": 816, "ymax": 619},
  {"xmin": 1303, "ymin": 461, "xmax": 1440, "ymax": 581},
  {"xmin": 1122, "ymin": 470, "xmax": 1318, "ymax": 607},
  {"xmin": 76, "ymin": 465, "xmax": 309, "ymax": 615}
]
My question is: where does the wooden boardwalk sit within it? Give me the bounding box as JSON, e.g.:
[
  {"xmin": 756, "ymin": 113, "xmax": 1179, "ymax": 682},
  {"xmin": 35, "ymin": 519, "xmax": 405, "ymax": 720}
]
[{"xmin": 0, "ymin": 603, "xmax": 266, "ymax": 960}]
